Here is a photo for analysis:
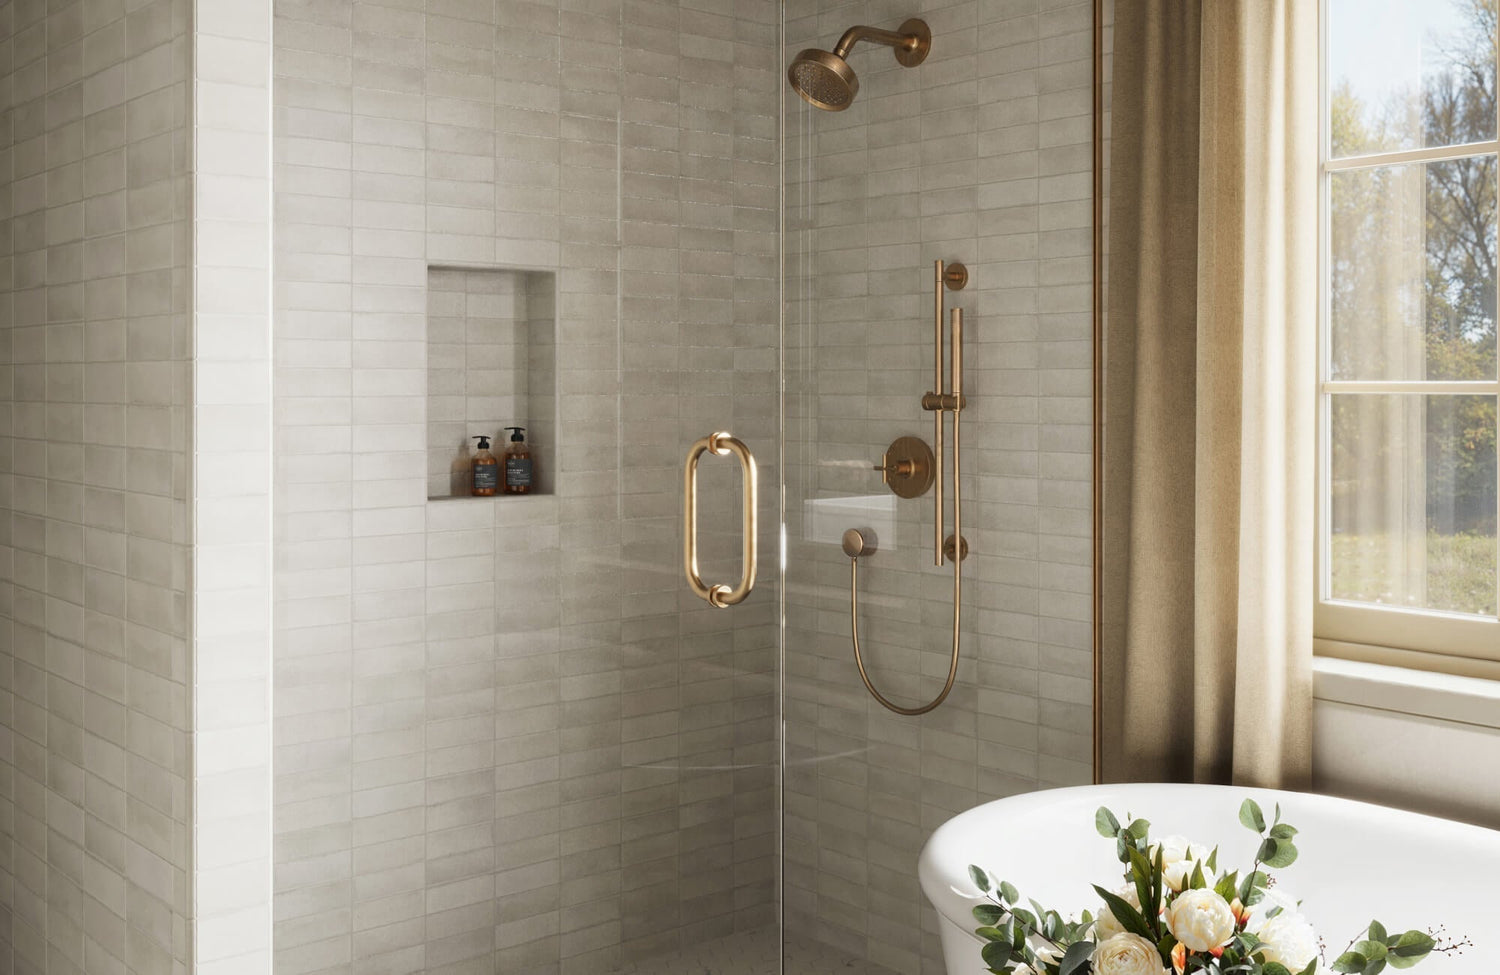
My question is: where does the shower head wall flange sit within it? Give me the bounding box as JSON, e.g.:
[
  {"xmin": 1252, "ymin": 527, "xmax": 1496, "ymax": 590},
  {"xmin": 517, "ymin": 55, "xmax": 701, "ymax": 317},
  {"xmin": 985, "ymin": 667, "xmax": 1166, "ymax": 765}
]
[{"xmin": 787, "ymin": 17, "xmax": 931, "ymax": 111}]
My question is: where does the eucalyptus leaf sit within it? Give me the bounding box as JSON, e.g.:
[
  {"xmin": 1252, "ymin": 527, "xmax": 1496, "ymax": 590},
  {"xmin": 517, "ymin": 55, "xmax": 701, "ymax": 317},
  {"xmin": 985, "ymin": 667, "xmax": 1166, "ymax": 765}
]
[
  {"xmin": 1240, "ymin": 798, "xmax": 1266, "ymax": 833},
  {"xmin": 1264, "ymin": 964, "xmax": 1293, "ymax": 975},
  {"xmin": 974, "ymin": 926, "xmax": 1007, "ymax": 943},
  {"xmin": 1269, "ymin": 823, "xmax": 1299, "ymax": 840},
  {"xmin": 1368, "ymin": 920, "xmax": 1387, "ymax": 942},
  {"xmin": 1389, "ymin": 930, "xmax": 1436, "ymax": 956},
  {"xmin": 1332, "ymin": 951, "xmax": 1368, "ymax": 974},
  {"xmin": 972, "ymin": 904, "xmax": 1004, "ymax": 925},
  {"xmin": 1127, "ymin": 818, "xmax": 1151, "ymax": 841},
  {"xmin": 1262, "ymin": 840, "xmax": 1299, "ymax": 869},
  {"xmin": 1238, "ymin": 870, "xmax": 1268, "ymax": 905},
  {"xmin": 968, "ymin": 865, "xmax": 991, "ymax": 892},
  {"xmin": 1096, "ymin": 807, "xmax": 1121, "ymax": 838},
  {"xmin": 1355, "ymin": 940, "xmax": 1389, "ymax": 963},
  {"xmin": 1000, "ymin": 880, "xmax": 1020, "ymax": 905},
  {"xmin": 1386, "ymin": 930, "xmax": 1436, "ymax": 968},
  {"xmin": 980, "ymin": 940, "xmax": 1014, "ymax": 970},
  {"xmin": 1058, "ymin": 940, "xmax": 1095, "ymax": 975}
]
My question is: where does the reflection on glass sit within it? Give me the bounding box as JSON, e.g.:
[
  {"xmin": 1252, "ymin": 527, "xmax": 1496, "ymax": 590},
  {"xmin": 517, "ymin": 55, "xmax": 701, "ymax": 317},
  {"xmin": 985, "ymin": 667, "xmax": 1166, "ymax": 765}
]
[
  {"xmin": 1330, "ymin": 157, "xmax": 1497, "ymax": 381},
  {"xmin": 1329, "ymin": 0, "xmax": 1497, "ymax": 158},
  {"xmin": 1330, "ymin": 394, "xmax": 1498, "ymax": 617}
]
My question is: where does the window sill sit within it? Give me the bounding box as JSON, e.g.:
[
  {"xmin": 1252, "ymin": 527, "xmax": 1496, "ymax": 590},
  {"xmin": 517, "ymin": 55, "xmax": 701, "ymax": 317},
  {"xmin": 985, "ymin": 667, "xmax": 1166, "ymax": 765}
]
[{"xmin": 1313, "ymin": 656, "xmax": 1500, "ymax": 732}]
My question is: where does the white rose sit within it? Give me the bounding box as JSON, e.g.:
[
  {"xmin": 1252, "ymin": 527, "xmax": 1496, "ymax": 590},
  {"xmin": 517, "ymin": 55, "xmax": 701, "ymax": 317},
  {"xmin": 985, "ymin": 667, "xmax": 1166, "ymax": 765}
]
[
  {"xmin": 1254, "ymin": 911, "xmax": 1320, "ymax": 970},
  {"xmin": 1092, "ymin": 932, "xmax": 1168, "ymax": 975},
  {"xmin": 1095, "ymin": 884, "xmax": 1142, "ymax": 940},
  {"xmin": 1163, "ymin": 889, "xmax": 1235, "ymax": 951}
]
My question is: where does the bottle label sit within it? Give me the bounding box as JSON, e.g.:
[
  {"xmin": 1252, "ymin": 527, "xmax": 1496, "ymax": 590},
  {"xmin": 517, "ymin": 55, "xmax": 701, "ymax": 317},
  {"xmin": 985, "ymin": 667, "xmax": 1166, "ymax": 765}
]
[
  {"xmin": 473, "ymin": 464, "xmax": 498, "ymax": 491},
  {"xmin": 506, "ymin": 457, "xmax": 532, "ymax": 487}
]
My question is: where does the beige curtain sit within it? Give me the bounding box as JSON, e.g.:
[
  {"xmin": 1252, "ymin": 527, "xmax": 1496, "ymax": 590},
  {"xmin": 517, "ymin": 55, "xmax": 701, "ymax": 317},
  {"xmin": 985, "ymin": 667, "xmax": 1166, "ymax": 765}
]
[{"xmin": 1102, "ymin": 0, "xmax": 1317, "ymax": 787}]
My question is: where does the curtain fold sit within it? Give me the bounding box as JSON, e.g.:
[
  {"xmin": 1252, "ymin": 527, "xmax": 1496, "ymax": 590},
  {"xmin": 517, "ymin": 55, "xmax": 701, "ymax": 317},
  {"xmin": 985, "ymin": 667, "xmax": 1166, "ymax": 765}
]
[{"xmin": 1103, "ymin": 0, "xmax": 1317, "ymax": 787}]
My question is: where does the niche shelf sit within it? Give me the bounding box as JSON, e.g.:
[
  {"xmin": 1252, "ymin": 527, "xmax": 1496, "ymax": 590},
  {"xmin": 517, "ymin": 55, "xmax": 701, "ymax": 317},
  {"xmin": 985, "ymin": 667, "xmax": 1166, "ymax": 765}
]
[{"xmin": 426, "ymin": 265, "xmax": 557, "ymax": 500}]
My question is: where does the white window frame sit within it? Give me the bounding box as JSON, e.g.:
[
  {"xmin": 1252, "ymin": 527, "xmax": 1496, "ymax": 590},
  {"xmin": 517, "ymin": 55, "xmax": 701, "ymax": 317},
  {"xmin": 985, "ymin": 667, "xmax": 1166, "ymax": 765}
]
[{"xmin": 1315, "ymin": 0, "xmax": 1500, "ymax": 677}]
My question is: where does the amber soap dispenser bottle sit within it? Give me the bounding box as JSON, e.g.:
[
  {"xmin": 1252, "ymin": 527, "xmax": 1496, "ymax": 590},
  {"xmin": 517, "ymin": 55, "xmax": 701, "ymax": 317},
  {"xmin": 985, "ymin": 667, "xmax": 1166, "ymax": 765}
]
[
  {"xmin": 470, "ymin": 435, "xmax": 499, "ymax": 496},
  {"xmin": 503, "ymin": 427, "xmax": 532, "ymax": 494}
]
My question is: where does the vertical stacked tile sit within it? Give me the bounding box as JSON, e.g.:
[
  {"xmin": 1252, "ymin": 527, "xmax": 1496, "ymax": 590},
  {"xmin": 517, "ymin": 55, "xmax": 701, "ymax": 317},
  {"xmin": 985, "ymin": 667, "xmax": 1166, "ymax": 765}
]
[
  {"xmin": 0, "ymin": 0, "xmax": 15, "ymax": 960},
  {"xmin": 0, "ymin": 0, "xmax": 195, "ymax": 971},
  {"xmin": 549, "ymin": 4, "xmax": 620, "ymax": 970},
  {"xmin": 192, "ymin": 0, "xmax": 275, "ymax": 971},
  {"xmin": 273, "ymin": 0, "xmax": 781, "ymax": 972},
  {"xmin": 782, "ymin": 0, "xmax": 1095, "ymax": 970},
  {"xmin": 272, "ymin": 0, "xmax": 355, "ymax": 971}
]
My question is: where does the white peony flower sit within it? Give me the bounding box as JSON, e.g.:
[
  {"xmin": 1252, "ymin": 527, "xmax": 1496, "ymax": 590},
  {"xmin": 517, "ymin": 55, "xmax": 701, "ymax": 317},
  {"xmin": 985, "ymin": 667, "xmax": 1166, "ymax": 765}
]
[
  {"xmin": 1092, "ymin": 933, "xmax": 1169, "ymax": 975},
  {"xmin": 1149, "ymin": 835, "xmax": 1212, "ymax": 891},
  {"xmin": 1163, "ymin": 889, "xmax": 1236, "ymax": 952},
  {"xmin": 1095, "ymin": 884, "xmax": 1142, "ymax": 940},
  {"xmin": 1148, "ymin": 835, "xmax": 1197, "ymax": 865},
  {"xmin": 1254, "ymin": 911, "xmax": 1320, "ymax": 970}
]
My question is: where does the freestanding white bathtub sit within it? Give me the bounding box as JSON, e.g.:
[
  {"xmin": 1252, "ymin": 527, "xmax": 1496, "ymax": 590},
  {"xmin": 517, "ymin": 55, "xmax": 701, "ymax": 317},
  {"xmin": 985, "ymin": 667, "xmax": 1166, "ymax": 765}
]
[{"xmin": 920, "ymin": 784, "xmax": 1498, "ymax": 975}]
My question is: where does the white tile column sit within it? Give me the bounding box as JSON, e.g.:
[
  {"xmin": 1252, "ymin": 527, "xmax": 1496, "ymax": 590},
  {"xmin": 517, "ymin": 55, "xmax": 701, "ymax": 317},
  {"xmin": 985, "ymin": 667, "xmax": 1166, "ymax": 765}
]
[{"xmin": 192, "ymin": 1, "xmax": 275, "ymax": 971}]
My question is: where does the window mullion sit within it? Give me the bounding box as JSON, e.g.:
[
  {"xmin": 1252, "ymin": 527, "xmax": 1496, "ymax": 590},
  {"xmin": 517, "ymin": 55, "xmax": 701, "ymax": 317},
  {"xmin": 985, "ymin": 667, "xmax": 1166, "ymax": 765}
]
[
  {"xmin": 1322, "ymin": 381, "xmax": 1500, "ymax": 395},
  {"xmin": 1323, "ymin": 140, "xmax": 1500, "ymax": 173}
]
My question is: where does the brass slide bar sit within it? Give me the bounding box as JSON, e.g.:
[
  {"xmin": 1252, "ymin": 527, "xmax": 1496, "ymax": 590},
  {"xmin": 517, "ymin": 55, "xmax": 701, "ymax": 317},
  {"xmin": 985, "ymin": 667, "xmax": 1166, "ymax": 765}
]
[
  {"xmin": 682, "ymin": 432, "xmax": 759, "ymax": 608},
  {"xmin": 847, "ymin": 260, "xmax": 970, "ymax": 716}
]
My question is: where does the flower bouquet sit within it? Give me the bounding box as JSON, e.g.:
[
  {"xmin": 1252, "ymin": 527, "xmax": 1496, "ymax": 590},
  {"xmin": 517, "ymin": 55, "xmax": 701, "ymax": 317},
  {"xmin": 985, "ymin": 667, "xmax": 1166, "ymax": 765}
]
[{"xmin": 968, "ymin": 798, "xmax": 1470, "ymax": 975}]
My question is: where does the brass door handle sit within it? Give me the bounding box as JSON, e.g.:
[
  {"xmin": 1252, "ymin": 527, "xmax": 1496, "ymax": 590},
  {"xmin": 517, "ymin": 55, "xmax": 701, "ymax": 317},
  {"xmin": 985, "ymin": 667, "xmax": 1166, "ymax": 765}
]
[{"xmin": 683, "ymin": 432, "xmax": 758, "ymax": 608}]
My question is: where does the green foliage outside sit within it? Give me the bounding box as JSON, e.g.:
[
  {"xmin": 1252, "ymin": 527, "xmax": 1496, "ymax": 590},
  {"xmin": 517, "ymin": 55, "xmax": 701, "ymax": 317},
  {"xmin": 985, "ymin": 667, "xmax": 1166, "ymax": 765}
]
[
  {"xmin": 1331, "ymin": 531, "xmax": 1498, "ymax": 616},
  {"xmin": 1329, "ymin": 0, "xmax": 1498, "ymax": 607}
]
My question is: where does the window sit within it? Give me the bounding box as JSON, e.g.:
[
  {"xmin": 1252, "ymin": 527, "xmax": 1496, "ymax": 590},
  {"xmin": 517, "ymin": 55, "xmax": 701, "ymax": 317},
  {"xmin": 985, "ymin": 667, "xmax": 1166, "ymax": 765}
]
[{"xmin": 1318, "ymin": 0, "xmax": 1500, "ymax": 673}]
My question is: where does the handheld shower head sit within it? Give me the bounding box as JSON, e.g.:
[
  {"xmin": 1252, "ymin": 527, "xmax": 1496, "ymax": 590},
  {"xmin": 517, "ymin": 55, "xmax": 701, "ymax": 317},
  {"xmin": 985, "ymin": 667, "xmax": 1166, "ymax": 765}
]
[{"xmin": 787, "ymin": 18, "xmax": 931, "ymax": 112}]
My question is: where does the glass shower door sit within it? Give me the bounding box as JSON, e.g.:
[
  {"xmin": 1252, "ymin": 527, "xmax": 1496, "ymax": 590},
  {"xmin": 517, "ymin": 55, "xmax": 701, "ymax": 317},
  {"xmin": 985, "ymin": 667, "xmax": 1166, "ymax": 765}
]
[{"xmin": 779, "ymin": 1, "xmax": 1098, "ymax": 973}]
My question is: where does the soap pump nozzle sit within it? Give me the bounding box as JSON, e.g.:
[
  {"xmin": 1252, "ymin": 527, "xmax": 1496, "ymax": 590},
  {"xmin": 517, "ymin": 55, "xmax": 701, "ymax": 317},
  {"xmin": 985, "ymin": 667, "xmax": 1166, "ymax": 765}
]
[
  {"xmin": 506, "ymin": 427, "xmax": 525, "ymax": 442},
  {"xmin": 473, "ymin": 434, "xmax": 492, "ymax": 450}
]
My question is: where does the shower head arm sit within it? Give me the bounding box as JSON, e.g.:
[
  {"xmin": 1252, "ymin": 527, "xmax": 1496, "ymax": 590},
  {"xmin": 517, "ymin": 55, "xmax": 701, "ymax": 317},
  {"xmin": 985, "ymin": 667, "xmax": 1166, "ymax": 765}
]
[{"xmin": 832, "ymin": 24, "xmax": 922, "ymax": 60}]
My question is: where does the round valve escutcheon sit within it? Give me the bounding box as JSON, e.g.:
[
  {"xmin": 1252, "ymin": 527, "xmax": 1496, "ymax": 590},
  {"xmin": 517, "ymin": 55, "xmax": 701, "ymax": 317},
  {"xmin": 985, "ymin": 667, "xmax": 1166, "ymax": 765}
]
[{"xmin": 872, "ymin": 435, "xmax": 935, "ymax": 499}]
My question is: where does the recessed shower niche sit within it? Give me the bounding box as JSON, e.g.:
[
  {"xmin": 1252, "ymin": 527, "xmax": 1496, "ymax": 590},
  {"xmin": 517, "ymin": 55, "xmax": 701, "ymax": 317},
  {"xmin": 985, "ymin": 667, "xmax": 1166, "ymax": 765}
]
[{"xmin": 426, "ymin": 265, "xmax": 556, "ymax": 499}]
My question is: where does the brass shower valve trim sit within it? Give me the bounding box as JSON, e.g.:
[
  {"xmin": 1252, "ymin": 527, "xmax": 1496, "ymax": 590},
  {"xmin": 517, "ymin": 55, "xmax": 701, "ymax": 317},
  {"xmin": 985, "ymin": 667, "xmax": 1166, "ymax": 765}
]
[{"xmin": 873, "ymin": 435, "xmax": 935, "ymax": 500}]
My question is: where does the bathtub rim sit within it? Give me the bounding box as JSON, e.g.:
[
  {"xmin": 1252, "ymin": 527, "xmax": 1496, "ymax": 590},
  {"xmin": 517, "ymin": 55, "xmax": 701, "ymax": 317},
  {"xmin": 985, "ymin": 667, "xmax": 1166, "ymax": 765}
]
[{"xmin": 918, "ymin": 781, "xmax": 1500, "ymax": 946}]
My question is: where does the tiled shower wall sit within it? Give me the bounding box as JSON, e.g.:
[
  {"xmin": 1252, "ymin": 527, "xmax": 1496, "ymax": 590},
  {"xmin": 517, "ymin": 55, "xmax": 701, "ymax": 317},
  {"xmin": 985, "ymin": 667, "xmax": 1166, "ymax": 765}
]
[
  {"xmin": 783, "ymin": 1, "xmax": 1095, "ymax": 972},
  {"xmin": 271, "ymin": 1, "xmax": 780, "ymax": 973},
  {"xmin": 0, "ymin": 0, "xmax": 195, "ymax": 972}
]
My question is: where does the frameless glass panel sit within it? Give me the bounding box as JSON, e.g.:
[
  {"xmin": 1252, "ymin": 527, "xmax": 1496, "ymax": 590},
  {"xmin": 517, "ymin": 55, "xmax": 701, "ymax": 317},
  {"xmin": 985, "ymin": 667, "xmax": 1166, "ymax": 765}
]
[
  {"xmin": 1329, "ymin": 157, "xmax": 1497, "ymax": 381},
  {"xmin": 1328, "ymin": 0, "xmax": 1497, "ymax": 158},
  {"xmin": 1330, "ymin": 394, "xmax": 1498, "ymax": 616}
]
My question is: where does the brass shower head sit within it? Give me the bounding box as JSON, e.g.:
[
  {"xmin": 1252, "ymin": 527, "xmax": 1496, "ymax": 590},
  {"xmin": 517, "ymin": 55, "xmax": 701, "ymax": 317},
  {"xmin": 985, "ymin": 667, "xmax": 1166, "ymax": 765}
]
[{"xmin": 787, "ymin": 18, "xmax": 931, "ymax": 111}]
